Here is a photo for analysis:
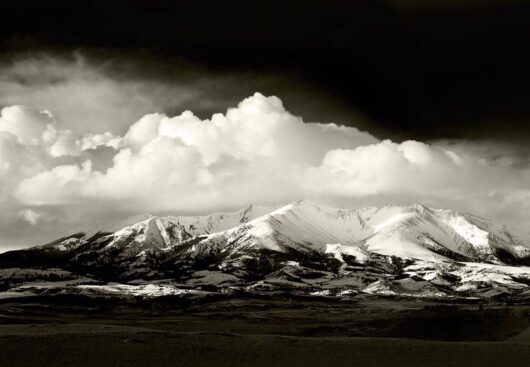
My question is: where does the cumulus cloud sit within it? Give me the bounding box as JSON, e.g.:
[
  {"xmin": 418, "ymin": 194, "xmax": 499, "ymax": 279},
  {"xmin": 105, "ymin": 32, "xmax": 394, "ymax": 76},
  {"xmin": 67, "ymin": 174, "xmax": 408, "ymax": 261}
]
[
  {"xmin": 1, "ymin": 92, "xmax": 529, "ymax": 250},
  {"xmin": 13, "ymin": 94, "xmax": 378, "ymax": 212},
  {"xmin": 0, "ymin": 105, "xmax": 56, "ymax": 146},
  {"xmin": 308, "ymin": 140, "xmax": 473, "ymax": 196}
]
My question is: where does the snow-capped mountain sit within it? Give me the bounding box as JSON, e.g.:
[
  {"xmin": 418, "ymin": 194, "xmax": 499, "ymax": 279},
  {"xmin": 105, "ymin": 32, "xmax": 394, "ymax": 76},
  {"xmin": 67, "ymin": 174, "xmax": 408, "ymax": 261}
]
[
  {"xmin": 1, "ymin": 201, "xmax": 530, "ymax": 301},
  {"xmin": 187, "ymin": 201, "xmax": 530, "ymax": 264}
]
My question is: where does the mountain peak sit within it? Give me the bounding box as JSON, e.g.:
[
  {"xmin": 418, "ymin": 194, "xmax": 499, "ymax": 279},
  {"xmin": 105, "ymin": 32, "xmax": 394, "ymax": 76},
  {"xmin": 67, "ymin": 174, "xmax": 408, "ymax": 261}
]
[
  {"xmin": 411, "ymin": 202, "xmax": 429, "ymax": 211},
  {"xmin": 84, "ymin": 213, "xmax": 155, "ymax": 238}
]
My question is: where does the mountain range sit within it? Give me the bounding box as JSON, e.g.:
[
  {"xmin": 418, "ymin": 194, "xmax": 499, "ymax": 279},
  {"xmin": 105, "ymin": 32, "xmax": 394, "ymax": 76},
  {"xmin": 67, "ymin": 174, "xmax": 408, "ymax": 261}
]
[{"xmin": 1, "ymin": 201, "xmax": 530, "ymax": 301}]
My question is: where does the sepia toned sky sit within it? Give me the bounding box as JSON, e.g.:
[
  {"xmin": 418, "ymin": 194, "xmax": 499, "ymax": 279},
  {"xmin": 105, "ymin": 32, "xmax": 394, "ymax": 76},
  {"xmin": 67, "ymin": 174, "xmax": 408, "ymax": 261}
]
[{"xmin": 0, "ymin": 1, "xmax": 529, "ymax": 250}]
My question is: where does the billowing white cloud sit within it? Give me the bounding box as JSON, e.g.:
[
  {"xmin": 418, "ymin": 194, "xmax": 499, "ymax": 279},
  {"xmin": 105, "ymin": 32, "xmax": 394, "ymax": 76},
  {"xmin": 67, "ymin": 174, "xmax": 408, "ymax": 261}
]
[
  {"xmin": 1, "ymin": 92, "xmax": 529, "ymax": 250},
  {"xmin": 308, "ymin": 139, "xmax": 476, "ymax": 196},
  {"xmin": 13, "ymin": 93, "xmax": 377, "ymax": 212},
  {"xmin": 0, "ymin": 105, "xmax": 56, "ymax": 146}
]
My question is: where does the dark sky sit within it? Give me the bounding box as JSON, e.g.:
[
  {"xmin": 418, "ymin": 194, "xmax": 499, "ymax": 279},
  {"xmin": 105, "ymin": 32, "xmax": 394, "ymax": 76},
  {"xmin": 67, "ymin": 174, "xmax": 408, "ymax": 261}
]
[{"xmin": 1, "ymin": 0, "xmax": 530, "ymax": 141}]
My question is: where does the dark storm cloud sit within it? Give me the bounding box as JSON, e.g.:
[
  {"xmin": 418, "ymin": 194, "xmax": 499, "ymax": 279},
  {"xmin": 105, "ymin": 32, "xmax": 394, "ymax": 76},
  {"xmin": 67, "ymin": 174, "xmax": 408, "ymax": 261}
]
[{"xmin": 1, "ymin": 0, "xmax": 530, "ymax": 141}]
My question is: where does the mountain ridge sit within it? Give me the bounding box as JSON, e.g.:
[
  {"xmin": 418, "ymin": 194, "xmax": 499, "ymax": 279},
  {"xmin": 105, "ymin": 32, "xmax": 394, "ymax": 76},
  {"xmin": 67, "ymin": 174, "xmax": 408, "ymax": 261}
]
[{"xmin": 1, "ymin": 201, "xmax": 530, "ymax": 301}]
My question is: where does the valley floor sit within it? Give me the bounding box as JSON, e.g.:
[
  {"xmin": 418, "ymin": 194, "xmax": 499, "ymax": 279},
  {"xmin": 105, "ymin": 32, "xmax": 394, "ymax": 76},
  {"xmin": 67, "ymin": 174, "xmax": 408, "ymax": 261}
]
[
  {"xmin": 0, "ymin": 295, "xmax": 529, "ymax": 367},
  {"xmin": 2, "ymin": 330, "xmax": 530, "ymax": 367}
]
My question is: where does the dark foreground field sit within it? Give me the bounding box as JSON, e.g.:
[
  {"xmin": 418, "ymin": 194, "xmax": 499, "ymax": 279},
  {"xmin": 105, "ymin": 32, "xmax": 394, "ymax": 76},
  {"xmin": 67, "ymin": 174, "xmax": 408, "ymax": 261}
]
[{"xmin": 1, "ymin": 294, "xmax": 529, "ymax": 367}]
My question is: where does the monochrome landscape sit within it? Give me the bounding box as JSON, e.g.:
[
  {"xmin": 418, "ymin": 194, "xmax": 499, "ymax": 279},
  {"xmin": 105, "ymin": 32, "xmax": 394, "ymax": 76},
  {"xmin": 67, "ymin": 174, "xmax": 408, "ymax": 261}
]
[{"xmin": 1, "ymin": 1, "xmax": 530, "ymax": 366}]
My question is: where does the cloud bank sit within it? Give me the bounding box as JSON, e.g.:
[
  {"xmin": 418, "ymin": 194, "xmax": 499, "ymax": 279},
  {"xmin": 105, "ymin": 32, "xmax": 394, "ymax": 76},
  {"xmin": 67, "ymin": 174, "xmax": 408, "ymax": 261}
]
[{"xmin": 1, "ymin": 93, "xmax": 529, "ymax": 250}]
